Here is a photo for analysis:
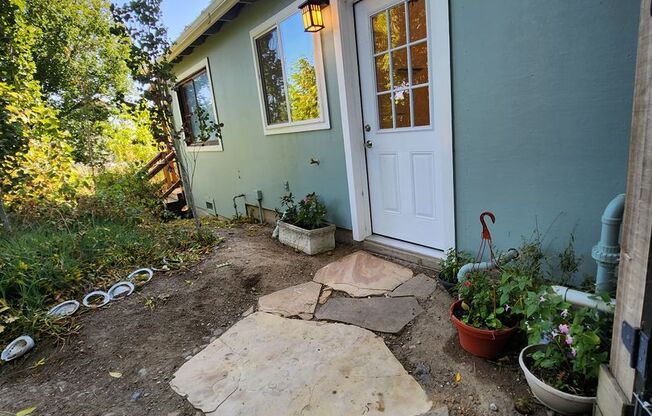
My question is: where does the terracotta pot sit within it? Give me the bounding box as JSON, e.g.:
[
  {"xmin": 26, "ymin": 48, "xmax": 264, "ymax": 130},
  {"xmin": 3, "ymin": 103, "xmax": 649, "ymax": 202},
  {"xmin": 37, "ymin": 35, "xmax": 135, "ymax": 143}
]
[
  {"xmin": 449, "ymin": 300, "xmax": 517, "ymax": 359},
  {"xmin": 519, "ymin": 344, "xmax": 595, "ymax": 415}
]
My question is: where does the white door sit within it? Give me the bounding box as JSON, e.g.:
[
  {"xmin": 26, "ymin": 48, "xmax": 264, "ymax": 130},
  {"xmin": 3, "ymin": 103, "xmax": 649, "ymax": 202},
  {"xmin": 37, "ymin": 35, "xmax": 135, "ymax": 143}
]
[{"xmin": 355, "ymin": 0, "xmax": 454, "ymax": 250}]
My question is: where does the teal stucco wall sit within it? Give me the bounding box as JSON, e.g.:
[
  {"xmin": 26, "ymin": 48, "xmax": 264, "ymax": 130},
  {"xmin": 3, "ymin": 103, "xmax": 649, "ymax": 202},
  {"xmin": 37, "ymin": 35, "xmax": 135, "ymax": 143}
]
[
  {"xmin": 450, "ymin": 0, "xmax": 639, "ymax": 279},
  {"xmin": 173, "ymin": 0, "xmax": 352, "ymax": 228}
]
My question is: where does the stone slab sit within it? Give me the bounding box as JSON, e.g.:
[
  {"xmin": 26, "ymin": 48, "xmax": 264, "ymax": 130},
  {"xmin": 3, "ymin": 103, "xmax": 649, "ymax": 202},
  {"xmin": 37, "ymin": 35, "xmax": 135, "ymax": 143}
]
[
  {"xmin": 257, "ymin": 281, "xmax": 321, "ymax": 317},
  {"xmin": 390, "ymin": 274, "xmax": 437, "ymax": 300},
  {"xmin": 170, "ymin": 312, "xmax": 432, "ymax": 416},
  {"xmin": 420, "ymin": 406, "xmax": 449, "ymax": 416},
  {"xmin": 313, "ymin": 251, "xmax": 413, "ymax": 297},
  {"xmin": 315, "ymin": 296, "xmax": 424, "ymax": 334}
]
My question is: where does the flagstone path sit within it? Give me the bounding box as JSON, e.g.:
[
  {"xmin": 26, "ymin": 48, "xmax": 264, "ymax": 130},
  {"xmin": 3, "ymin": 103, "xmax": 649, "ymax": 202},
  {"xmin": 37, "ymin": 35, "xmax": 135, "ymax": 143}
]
[{"xmin": 170, "ymin": 251, "xmax": 436, "ymax": 415}]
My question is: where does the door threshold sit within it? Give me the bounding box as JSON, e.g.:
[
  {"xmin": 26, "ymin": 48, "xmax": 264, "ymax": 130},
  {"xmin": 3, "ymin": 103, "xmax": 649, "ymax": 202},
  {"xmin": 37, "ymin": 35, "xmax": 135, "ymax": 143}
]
[{"xmin": 363, "ymin": 235, "xmax": 444, "ymax": 271}]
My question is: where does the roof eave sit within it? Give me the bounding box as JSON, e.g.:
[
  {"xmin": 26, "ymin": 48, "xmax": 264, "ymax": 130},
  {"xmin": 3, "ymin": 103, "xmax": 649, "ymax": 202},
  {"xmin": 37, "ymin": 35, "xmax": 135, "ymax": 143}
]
[{"xmin": 169, "ymin": 0, "xmax": 243, "ymax": 60}]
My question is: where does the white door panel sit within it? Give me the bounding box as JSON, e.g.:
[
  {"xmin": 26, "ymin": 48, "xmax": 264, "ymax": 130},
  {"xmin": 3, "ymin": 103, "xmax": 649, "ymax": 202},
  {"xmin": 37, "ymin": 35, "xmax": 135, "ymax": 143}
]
[{"xmin": 355, "ymin": 0, "xmax": 453, "ymax": 249}]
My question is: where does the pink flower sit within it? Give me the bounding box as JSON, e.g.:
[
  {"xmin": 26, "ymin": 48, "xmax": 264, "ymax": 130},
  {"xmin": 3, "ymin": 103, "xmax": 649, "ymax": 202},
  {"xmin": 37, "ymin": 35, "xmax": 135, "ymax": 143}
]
[
  {"xmin": 560, "ymin": 309, "xmax": 569, "ymax": 318},
  {"xmin": 570, "ymin": 347, "xmax": 577, "ymax": 358},
  {"xmin": 565, "ymin": 335, "xmax": 573, "ymax": 345},
  {"xmin": 464, "ymin": 281, "xmax": 472, "ymax": 287},
  {"xmin": 504, "ymin": 304, "xmax": 511, "ymax": 313},
  {"xmin": 539, "ymin": 295, "xmax": 546, "ymax": 303},
  {"xmin": 558, "ymin": 324, "xmax": 569, "ymax": 335}
]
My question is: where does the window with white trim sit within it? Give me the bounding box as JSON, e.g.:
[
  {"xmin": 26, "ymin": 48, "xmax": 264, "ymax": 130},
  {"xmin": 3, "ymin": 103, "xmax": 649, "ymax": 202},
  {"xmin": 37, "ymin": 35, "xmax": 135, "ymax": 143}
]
[
  {"xmin": 177, "ymin": 68, "xmax": 221, "ymax": 145},
  {"xmin": 251, "ymin": 2, "xmax": 329, "ymax": 135}
]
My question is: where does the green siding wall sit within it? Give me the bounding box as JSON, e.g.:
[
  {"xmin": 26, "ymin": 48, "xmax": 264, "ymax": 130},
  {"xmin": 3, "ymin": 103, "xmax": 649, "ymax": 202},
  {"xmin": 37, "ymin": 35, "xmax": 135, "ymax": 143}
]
[
  {"xmin": 450, "ymin": 0, "xmax": 639, "ymax": 278},
  {"xmin": 175, "ymin": 0, "xmax": 640, "ymax": 279},
  {"xmin": 173, "ymin": 0, "xmax": 352, "ymax": 228}
]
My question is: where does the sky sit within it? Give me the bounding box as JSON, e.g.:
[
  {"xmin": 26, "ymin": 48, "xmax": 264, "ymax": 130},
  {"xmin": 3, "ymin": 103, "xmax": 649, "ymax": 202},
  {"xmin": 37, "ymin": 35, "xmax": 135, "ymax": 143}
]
[{"xmin": 161, "ymin": 0, "xmax": 213, "ymax": 42}]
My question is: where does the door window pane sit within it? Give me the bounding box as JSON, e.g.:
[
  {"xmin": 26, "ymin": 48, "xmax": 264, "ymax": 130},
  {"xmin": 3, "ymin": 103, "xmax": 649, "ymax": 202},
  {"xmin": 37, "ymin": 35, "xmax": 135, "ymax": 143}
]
[
  {"xmin": 372, "ymin": 11, "xmax": 388, "ymax": 53},
  {"xmin": 256, "ymin": 29, "xmax": 289, "ymax": 125},
  {"xmin": 413, "ymin": 86, "xmax": 430, "ymax": 126},
  {"xmin": 410, "ymin": 42, "xmax": 428, "ymax": 85},
  {"xmin": 391, "ymin": 47, "xmax": 409, "ymax": 89},
  {"xmin": 375, "ymin": 53, "xmax": 390, "ymax": 92},
  {"xmin": 408, "ymin": 0, "xmax": 427, "ymax": 41},
  {"xmin": 378, "ymin": 93, "xmax": 393, "ymax": 129},
  {"xmin": 394, "ymin": 89, "xmax": 410, "ymax": 128},
  {"xmin": 389, "ymin": 3, "xmax": 406, "ymax": 48}
]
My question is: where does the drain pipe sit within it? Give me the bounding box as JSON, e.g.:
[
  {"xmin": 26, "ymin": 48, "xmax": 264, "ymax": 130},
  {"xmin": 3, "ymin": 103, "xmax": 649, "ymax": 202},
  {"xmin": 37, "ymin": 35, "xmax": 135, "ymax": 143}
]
[
  {"xmin": 232, "ymin": 194, "xmax": 245, "ymax": 218},
  {"xmin": 591, "ymin": 193, "xmax": 625, "ymax": 294},
  {"xmin": 551, "ymin": 285, "xmax": 615, "ymax": 314},
  {"xmin": 456, "ymin": 248, "xmax": 520, "ymax": 282}
]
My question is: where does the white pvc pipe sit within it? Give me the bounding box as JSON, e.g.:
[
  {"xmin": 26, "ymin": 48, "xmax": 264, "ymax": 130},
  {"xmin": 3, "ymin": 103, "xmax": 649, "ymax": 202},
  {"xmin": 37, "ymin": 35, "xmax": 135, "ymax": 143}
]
[{"xmin": 551, "ymin": 285, "xmax": 615, "ymax": 314}]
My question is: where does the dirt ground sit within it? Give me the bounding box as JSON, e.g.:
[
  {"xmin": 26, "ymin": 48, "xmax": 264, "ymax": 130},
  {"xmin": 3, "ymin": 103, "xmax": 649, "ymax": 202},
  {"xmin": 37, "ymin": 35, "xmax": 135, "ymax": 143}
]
[{"xmin": 0, "ymin": 223, "xmax": 543, "ymax": 416}]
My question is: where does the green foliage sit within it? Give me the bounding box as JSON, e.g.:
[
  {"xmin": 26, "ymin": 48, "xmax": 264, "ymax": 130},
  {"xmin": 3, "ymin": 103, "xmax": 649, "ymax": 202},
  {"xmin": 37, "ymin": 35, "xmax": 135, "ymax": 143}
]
[
  {"xmin": 102, "ymin": 104, "xmax": 159, "ymax": 166},
  {"xmin": 523, "ymin": 288, "xmax": 611, "ymax": 396},
  {"xmin": 0, "ymin": 171, "xmax": 219, "ymax": 342},
  {"xmin": 25, "ymin": 0, "xmax": 132, "ymax": 165},
  {"xmin": 456, "ymin": 271, "xmax": 536, "ymax": 330},
  {"xmin": 439, "ymin": 248, "xmax": 474, "ymax": 283},
  {"xmin": 278, "ymin": 192, "xmax": 328, "ymax": 230},
  {"xmin": 288, "ymin": 57, "xmax": 319, "ymax": 121}
]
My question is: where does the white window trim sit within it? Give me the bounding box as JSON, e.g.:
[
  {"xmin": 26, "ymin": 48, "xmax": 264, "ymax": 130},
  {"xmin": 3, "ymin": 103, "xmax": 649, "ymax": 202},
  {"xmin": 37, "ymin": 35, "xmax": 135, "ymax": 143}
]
[
  {"xmin": 250, "ymin": 0, "xmax": 330, "ymax": 136},
  {"xmin": 171, "ymin": 57, "xmax": 224, "ymax": 152}
]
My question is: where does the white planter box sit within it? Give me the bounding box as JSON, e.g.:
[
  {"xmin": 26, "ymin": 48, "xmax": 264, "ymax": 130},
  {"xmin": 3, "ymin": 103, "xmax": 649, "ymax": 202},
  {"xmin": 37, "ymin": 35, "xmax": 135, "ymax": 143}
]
[{"xmin": 278, "ymin": 221, "xmax": 336, "ymax": 255}]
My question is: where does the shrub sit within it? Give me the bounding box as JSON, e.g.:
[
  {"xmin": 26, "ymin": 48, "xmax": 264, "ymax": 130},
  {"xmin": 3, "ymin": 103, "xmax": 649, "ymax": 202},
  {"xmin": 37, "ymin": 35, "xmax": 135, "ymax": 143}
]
[
  {"xmin": 439, "ymin": 248, "xmax": 474, "ymax": 283},
  {"xmin": 456, "ymin": 271, "xmax": 536, "ymax": 330},
  {"xmin": 278, "ymin": 192, "xmax": 327, "ymax": 230},
  {"xmin": 523, "ymin": 288, "xmax": 611, "ymax": 396}
]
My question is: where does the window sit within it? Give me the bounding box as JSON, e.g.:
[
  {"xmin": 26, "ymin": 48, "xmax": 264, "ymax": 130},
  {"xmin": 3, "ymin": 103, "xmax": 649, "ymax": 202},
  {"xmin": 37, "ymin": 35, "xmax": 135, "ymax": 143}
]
[
  {"xmin": 251, "ymin": 1, "xmax": 330, "ymax": 135},
  {"xmin": 372, "ymin": 0, "xmax": 430, "ymax": 130},
  {"xmin": 176, "ymin": 66, "xmax": 222, "ymax": 148}
]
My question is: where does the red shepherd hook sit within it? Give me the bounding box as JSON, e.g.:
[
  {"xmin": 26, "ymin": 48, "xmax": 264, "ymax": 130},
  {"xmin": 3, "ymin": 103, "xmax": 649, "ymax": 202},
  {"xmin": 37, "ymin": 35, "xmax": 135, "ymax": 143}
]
[{"xmin": 476, "ymin": 211, "xmax": 497, "ymax": 263}]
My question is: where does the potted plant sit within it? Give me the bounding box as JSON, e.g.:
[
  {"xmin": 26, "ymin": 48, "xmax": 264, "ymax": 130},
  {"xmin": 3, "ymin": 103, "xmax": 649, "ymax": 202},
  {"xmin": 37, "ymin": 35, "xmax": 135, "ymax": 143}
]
[
  {"xmin": 276, "ymin": 192, "xmax": 335, "ymax": 255},
  {"xmin": 439, "ymin": 248, "xmax": 474, "ymax": 294},
  {"xmin": 519, "ymin": 288, "xmax": 611, "ymax": 415},
  {"xmin": 450, "ymin": 272, "xmax": 533, "ymax": 359}
]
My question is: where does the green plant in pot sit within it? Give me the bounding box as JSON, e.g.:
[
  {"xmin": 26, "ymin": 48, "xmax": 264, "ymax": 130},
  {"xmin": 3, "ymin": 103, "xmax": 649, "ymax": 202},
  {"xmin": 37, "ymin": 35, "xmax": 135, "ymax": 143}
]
[
  {"xmin": 438, "ymin": 248, "xmax": 474, "ymax": 293},
  {"xmin": 450, "ymin": 271, "xmax": 534, "ymax": 359},
  {"xmin": 519, "ymin": 288, "xmax": 612, "ymax": 415},
  {"xmin": 276, "ymin": 192, "xmax": 335, "ymax": 255}
]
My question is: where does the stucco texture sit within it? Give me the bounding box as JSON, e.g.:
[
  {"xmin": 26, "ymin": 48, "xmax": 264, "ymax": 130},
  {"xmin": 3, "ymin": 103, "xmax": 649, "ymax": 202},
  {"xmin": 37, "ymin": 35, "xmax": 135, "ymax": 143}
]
[{"xmin": 450, "ymin": 0, "xmax": 639, "ymax": 278}]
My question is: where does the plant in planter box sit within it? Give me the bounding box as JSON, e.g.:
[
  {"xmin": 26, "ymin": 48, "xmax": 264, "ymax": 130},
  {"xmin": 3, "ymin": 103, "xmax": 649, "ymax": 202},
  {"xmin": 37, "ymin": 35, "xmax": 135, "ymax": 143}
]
[
  {"xmin": 519, "ymin": 288, "xmax": 612, "ymax": 414},
  {"xmin": 450, "ymin": 271, "xmax": 535, "ymax": 358},
  {"xmin": 276, "ymin": 192, "xmax": 335, "ymax": 255},
  {"xmin": 438, "ymin": 248, "xmax": 474, "ymax": 292}
]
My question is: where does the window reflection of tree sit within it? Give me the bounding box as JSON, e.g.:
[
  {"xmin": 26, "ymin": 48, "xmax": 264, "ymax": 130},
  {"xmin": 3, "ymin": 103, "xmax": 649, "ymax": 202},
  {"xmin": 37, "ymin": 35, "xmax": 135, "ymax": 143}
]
[
  {"xmin": 256, "ymin": 29, "xmax": 289, "ymax": 125},
  {"xmin": 288, "ymin": 57, "xmax": 319, "ymax": 121}
]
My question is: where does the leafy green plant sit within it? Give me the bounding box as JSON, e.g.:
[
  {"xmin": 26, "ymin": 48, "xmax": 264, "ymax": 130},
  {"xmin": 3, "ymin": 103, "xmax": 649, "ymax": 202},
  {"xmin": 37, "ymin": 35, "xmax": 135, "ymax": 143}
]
[
  {"xmin": 456, "ymin": 271, "xmax": 536, "ymax": 330},
  {"xmin": 278, "ymin": 192, "xmax": 327, "ymax": 230},
  {"xmin": 439, "ymin": 248, "xmax": 474, "ymax": 283},
  {"xmin": 523, "ymin": 288, "xmax": 611, "ymax": 396}
]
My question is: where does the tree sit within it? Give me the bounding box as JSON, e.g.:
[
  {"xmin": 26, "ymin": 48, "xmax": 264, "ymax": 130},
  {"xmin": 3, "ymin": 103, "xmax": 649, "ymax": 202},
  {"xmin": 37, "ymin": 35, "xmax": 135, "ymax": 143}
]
[
  {"xmin": 112, "ymin": 0, "xmax": 208, "ymax": 230},
  {"xmin": 24, "ymin": 0, "xmax": 132, "ymax": 166},
  {"xmin": 287, "ymin": 57, "xmax": 319, "ymax": 121},
  {"xmin": 0, "ymin": 0, "xmax": 41, "ymax": 232}
]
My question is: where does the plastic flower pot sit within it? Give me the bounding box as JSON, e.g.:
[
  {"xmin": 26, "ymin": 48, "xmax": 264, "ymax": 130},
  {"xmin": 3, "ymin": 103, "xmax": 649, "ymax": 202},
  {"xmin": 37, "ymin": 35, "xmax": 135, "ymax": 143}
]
[
  {"xmin": 449, "ymin": 300, "xmax": 517, "ymax": 359},
  {"xmin": 519, "ymin": 344, "xmax": 595, "ymax": 415}
]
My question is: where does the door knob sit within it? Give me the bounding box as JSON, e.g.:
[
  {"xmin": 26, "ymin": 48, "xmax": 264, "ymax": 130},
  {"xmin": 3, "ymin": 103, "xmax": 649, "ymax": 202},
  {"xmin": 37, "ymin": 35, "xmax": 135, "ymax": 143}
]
[{"xmin": 365, "ymin": 140, "xmax": 373, "ymax": 149}]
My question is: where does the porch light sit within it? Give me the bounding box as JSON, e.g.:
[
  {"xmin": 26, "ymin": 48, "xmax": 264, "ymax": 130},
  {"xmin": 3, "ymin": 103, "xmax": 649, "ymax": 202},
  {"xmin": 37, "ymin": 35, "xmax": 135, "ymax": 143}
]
[{"xmin": 299, "ymin": 0, "xmax": 327, "ymax": 32}]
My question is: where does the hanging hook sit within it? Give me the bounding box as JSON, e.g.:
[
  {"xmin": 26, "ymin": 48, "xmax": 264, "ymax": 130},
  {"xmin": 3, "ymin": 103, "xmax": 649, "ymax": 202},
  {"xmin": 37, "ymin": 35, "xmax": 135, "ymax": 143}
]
[{"xmin": 480, "ymin": 211, "xmax": 496, "ymax": 241}]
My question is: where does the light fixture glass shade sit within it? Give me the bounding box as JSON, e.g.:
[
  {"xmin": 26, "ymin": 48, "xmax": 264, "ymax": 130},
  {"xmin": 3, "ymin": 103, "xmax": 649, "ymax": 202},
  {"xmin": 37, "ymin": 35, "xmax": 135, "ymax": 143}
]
[{"xmin": 300, "ymin": 1, "xmax": 324, "ymax": 32}]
